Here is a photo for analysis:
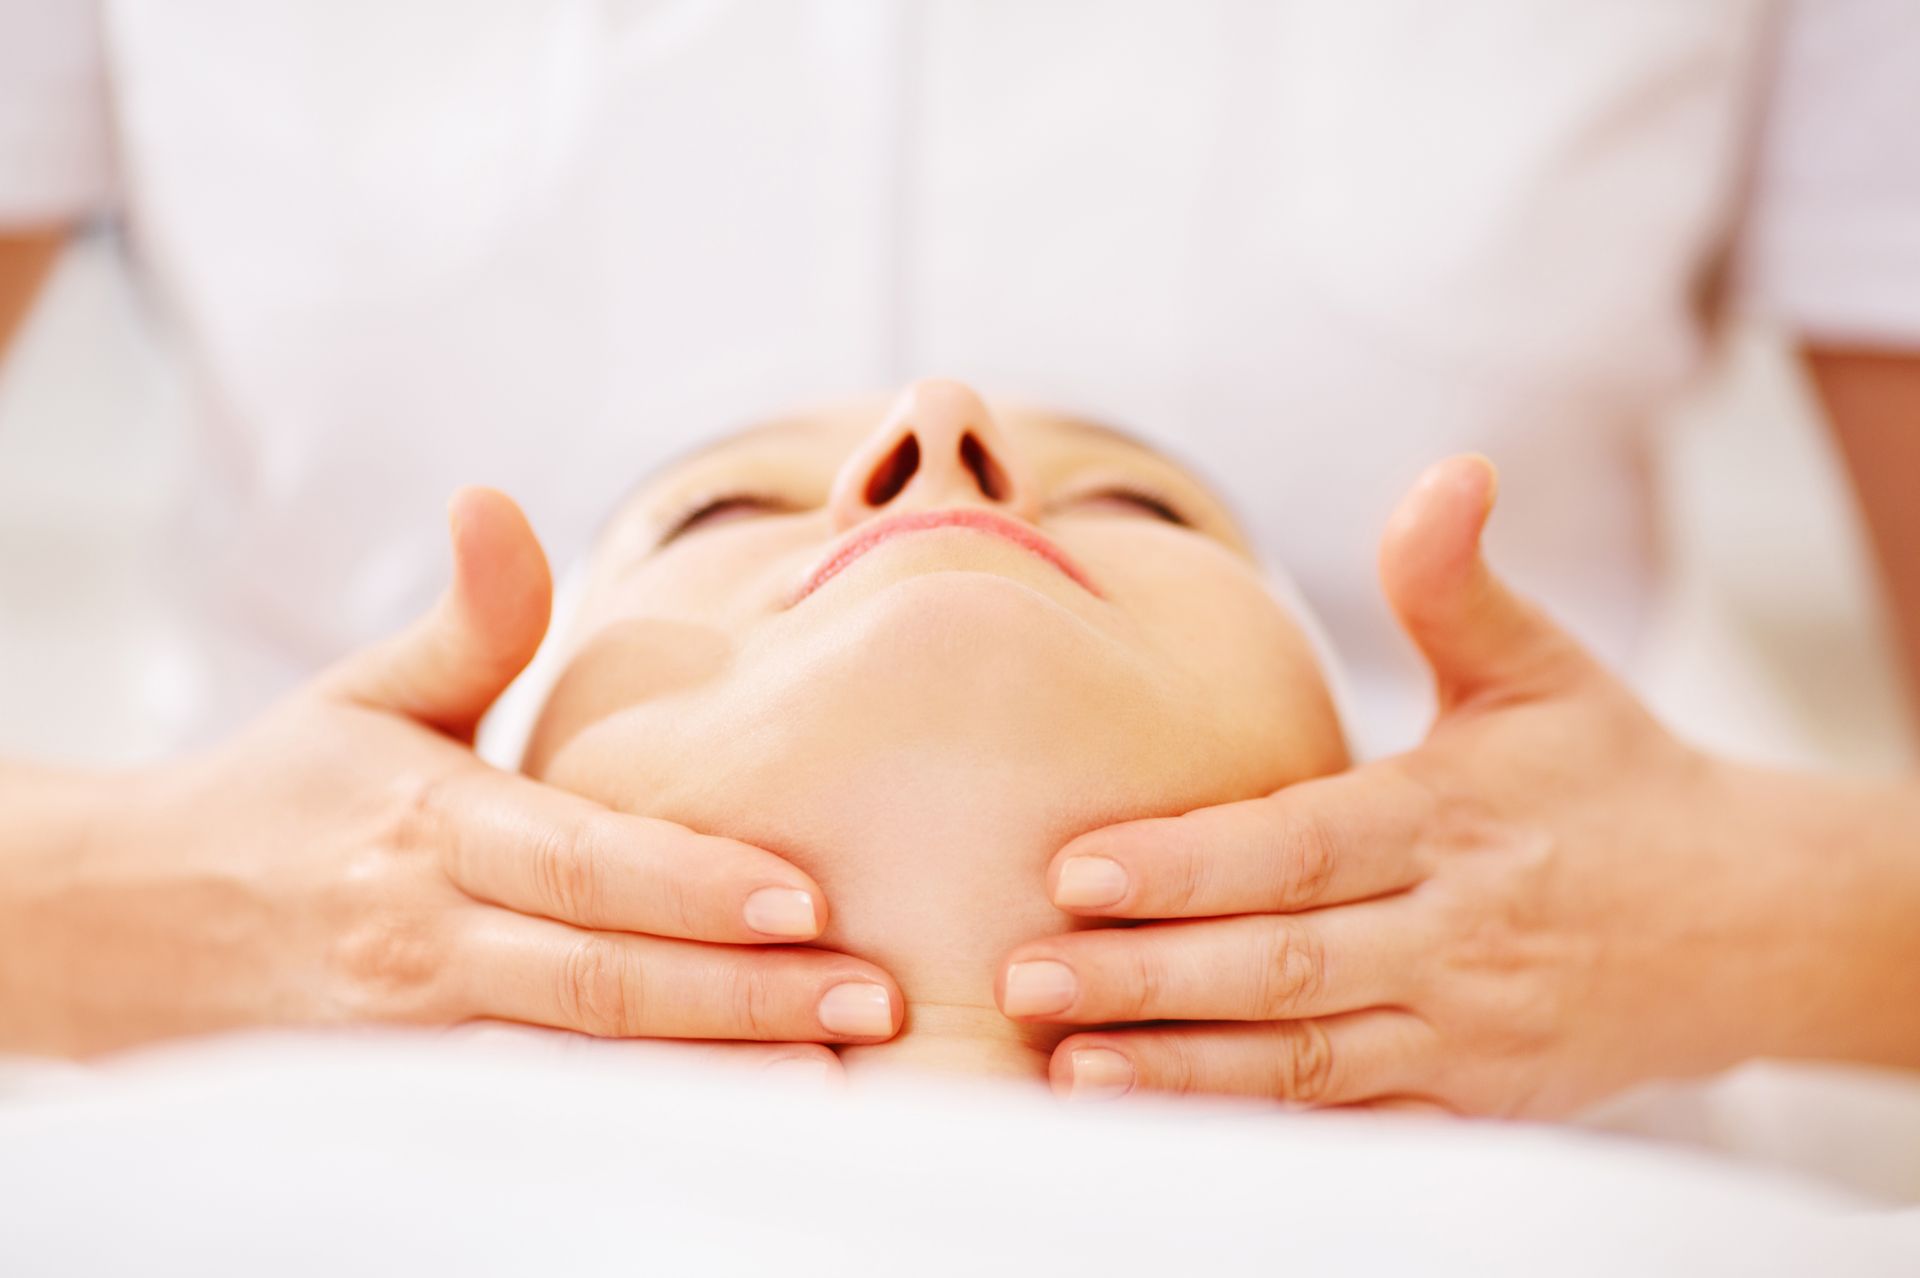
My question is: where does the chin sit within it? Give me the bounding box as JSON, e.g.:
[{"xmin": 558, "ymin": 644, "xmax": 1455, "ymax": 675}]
[{"xmin": 762, "ymin": 568, "xmax": 1155, "ymax": 756}]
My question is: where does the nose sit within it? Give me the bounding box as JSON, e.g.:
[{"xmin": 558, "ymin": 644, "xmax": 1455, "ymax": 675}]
[{"xmin": 828, "ymin": 380, "xmax": 1037, "ymax": 532}]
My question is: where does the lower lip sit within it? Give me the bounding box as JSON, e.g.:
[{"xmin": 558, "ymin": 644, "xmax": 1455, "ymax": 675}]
[{"xmin": 791, "ymin": 511, "xmax": 1102, "ymax": 605}]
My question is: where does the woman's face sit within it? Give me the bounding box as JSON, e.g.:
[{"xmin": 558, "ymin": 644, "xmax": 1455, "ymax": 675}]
[{"xmin": 522, "ymin": 380, "xmax": 1345, "ymax": 1074}]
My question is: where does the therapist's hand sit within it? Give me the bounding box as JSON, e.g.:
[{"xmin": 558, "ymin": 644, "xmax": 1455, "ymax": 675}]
[
  {"xmin": 999, "ymin": 458, "xmax": 1893, "ymax": 1116},
  {"xmin": 3, "ymin": 489, "xmax": 899, "ymax": 1061}
]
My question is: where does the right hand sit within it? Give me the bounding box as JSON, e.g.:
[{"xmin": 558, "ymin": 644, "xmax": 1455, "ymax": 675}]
[{"xmin": 3, "ymin": 488, "xmax": 901, "ymax": 1061}]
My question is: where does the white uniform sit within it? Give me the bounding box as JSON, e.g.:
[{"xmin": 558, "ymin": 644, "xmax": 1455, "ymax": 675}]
[{"xmin": 2, "ymin": 0, "xmax": 1919, "ymax": 757}]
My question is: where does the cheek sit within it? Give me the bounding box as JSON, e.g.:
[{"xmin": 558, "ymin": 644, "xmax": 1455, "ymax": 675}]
[
  {"xmin": 1095, "ymin": 536, "xmax": 1349, "ymax": 779},
  {"xmin": 582, "ymin": 536, "xmax": 807, "ymax": 632},
  {"xmin": 520, "ymin": 617, "xmax": 736, "ymax": 777}
]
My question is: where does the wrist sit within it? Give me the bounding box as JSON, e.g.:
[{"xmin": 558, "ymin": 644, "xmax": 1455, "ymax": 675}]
[
  {"xmin": 0, "ymin": 761, "xmax": 119, "ymax": 865},
  {"xmin": 0, "ymin": 762, "xmax": 146, "ymax": 1054},
  {"xmin": 1716, "ymin": 761, "xmax": 1920, "ymax": 1070}
]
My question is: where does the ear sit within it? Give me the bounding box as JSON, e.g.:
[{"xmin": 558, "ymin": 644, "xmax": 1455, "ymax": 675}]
[
  {"xmin": 1378, "ymin": 456, "xmax": 1589, "ymax": 711},
  {"xmin": 321, "ymin": 487, "xmax": 553, "ymax": 740}
]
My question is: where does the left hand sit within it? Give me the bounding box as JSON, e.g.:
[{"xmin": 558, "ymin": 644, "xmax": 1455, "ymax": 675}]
[{"xmin": 997, "ymin": 457, "xmax": 1811, "ymax": 1117}]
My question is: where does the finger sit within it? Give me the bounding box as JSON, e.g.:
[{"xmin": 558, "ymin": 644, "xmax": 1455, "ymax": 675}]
[
  {"xmin": 999, "ymin": 904, "xmax": 1419, "ymax": 1025},
  {"xmin": 426, "ymin": 765, "xmax": 829, "ymax": 943},
  {"xmin": 1378, "ymin": 456, "xmax": 1591, "ymax": 709},
  {"xmin": 321, "ymin": 487, "xmax": 553, "ymax": 739},
  {"xmin": 1050, "ymin": 1011, "xmax": 1435, "ymax": 1107},
  {"xmin": 1331, "ymin": 1096, "xmax": 1454, "ymax": 1116},
  {"xmin": 753, "ymin": 1044, "xmax": 848, "ymax": 1088},
  {"xmin": 1049, "ymin": 763, "xmax": 1430, "ymax": 918},
  {"xmin": 445, "ymin": 1021, "xmax": 845, "ymax": 1083},
  {"xmin": 578, "ymin": 1038, "xmax": 847, "ymax": 1087},
  {"xmin": 461, "ymin": 912, "xmax": 902, "ymax": 1043}
]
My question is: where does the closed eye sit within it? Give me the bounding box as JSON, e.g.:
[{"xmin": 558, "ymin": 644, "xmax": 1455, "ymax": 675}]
[
  {"xmin": 1065, "ymin": 486, "xmax": 1193, "ymax": 528},
  {"xmin": 658, "ymin": 493, "xmax": 792, "ymax": 545}
]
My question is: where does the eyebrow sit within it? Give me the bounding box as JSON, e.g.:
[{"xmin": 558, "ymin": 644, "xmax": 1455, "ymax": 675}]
[
  {"xmin": 1046, "ymin": 413, "xmax": 1223, "ymax": 494},
  {"xmin": 641, "ymin": 415, "xmax": 827, "ymax": 484},
  {"xmin": 1046, "ymin": 413, "xmax": 1159, "ymax": 450},
  {"xmin": 1046, "ymin": 412, "xmax": 1257, "ymax": 552}
]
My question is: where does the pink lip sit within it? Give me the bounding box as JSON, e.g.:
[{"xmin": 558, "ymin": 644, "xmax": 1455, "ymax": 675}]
[{"xmin": 789, "ymin": 508, "xmax": 1103, "ymax": 606}]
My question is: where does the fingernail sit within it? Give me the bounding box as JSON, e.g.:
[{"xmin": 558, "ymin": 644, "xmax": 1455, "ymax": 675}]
[
  {"xmin": 744, "ymin": 887, "xmax": 819, "ymax": 939},
  {"xmin": 1002, "ymin": 960, "xmax": 1077, "ymax": 1016},
  {"xmin": 817, "ymin": 982, "xmax": 893, "ymax": 1037},
  {"xmin": 762, "ymin": 1054, "xmax": 838, "ymax": 1087},
  {"xmin": 1054, "ymin": 856, "xmax": 1129, "ymax": 908},
  {"xmin": 1067, "ymin": 1048, "xmax": 1135, "ymax": 1101}
]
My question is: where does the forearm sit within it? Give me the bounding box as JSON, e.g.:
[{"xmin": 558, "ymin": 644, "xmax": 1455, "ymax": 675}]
[
  {"xmin": 0, "ymin": 230, "xmax": 64, "ymax": 364},
  {"xmin": 0, "ymin": 761, "xmax": 113, "ymax": 854},
  {"xmin": 1721, "ymin": 761, "xmax": 1920, "ymax": 1071},
  {"xmin": 0, "ymin": 763, "xmax": 121, "ymax": 1051},
  {"xmin": 1808, "ymin": 345, "xmax": 1920, "ymax": 717}
]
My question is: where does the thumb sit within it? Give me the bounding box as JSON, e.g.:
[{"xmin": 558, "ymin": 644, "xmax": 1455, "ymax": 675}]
[
  {"xmin": 1378, "ymin": 456, "xmax": 1588, "ymax": 711},
  {"xmin": 322, "ymin": 487, "xmax": 554, "ymax": 739}
]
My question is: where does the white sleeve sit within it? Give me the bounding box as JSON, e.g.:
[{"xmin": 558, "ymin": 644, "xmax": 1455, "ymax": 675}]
[
  {"xmin": 0, "ymin": 0, "xmax": 114, "ymax": 227},
  {"xmin": 1733, "ymin": 0, "xmax": 1920, "ymax": 347}
]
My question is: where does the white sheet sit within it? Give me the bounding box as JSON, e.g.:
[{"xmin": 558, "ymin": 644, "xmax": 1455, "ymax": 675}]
[{"xmin": 0, "ymin": 1031, "xmax": 1913, "ymax": 1276}]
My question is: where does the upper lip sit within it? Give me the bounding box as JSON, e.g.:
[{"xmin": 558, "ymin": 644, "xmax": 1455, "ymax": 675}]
[{"xmin": 789, "ymin": 507, "xmax": 1103, "ymax": 605}]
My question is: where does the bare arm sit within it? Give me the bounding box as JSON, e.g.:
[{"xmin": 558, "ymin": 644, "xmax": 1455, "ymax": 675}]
[
  {"xmin": 0, "ymin": 490, "xmax": 898, "ymax": 1059},
  {"xmin": 1806, "ymin": 345, "xmax": 1920, "ymax": 721},
  {"xmin": 1014, "ymin": 457, "xmax": 1920, "ymax": 1114},
  {"xmin": 0, "ymin": 228, "xmax": 65, "ymax": 364}
]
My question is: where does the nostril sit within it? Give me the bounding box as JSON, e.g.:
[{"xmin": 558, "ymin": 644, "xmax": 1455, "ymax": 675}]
[
  {"xmin": 959, "ymin": 432, "xmax": 1010, "ymax": 502},
  {"xmin": 864, "ymin": 433, "xmax": 921, "ymax": 506}
]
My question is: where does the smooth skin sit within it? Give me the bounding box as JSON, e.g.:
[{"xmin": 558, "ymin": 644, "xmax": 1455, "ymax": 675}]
[
  {"xmin": 1008, "ymin": 434, "xmax": 1920, "ymax": 1115},
  {"xmin": 0, "ymin": 480, "xmax": 900, "ymax": 1064}
]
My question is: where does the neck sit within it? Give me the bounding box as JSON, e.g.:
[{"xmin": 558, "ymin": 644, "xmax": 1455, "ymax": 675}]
[
  {"xmin": 837, "ymin": 1002, "xmax": 1054, "ymax": 1085},
  {"xmin": 782, "ymin": 741, "xmax": 1087, "ymax": 1086}
]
